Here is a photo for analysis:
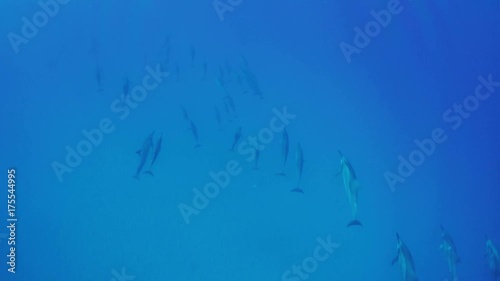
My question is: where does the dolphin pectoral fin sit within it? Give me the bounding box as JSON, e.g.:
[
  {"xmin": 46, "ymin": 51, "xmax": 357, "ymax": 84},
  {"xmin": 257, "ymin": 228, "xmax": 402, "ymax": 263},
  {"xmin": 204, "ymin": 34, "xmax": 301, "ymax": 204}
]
[
  {"xmin": 347, "ymin": 220, "xmax": 362, "ymax": 227},
  {"xmin": 143, "ymin": 171, "xmax": 154, "ymax": 176},
  {"xmin": 391, "ymin": 256, "xmax": 398, "ymax": 266},
  {"xmin": 291, "ymin": 187, "xmax": 304, "ymax": 193}
]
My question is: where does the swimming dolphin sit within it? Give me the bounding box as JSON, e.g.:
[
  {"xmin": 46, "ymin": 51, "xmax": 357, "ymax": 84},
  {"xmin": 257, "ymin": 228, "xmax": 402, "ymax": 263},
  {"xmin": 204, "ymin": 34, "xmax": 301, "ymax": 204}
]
[
  {"xmin": 240, "ymin": 54, "xmax": 249, "ymax": 70},
  {"xmin": 392, "ymin": 233, "xmax": 419, "ymax": 281},
  {"xmin": 203, "ymin": 62, "xmax": 208, "ymax": 80},
  {"xmin": 214, "ymin": 106, "xmax": 222, "ymax": 130},
  {"xmin": 291, "ymin": 143, "xmax": 304, "ymax": 193},
  {"xmin": 235, "ymin": 72, "xmax": 247, "ymax": 94},
  {"xmin": 229, "ymin": 126, "xmax": 242, "ymax": 152},
  {"xmin": 181, "ymin": 106, "xmax": 190, "ymax": 126},
  {"xmin": 338, "ymin": 150, "xmax": 362, "ymax": 227},
  {"xmin": 190, "ymin": 46, "xmax": 196, "ymax": 67},
  {"xmin": 218, "ymin": 65, "xmax": 226, "ymax": 86},
  {"xmin": 224, "ymin": 95, "xmax": 237, "ymax": 119},
  {"xmin": 242, "ymin": 68, "xmax": 263, "ymax": 99},
  {"xmin": 121, "ymin": 76, "xmax": 129, "ymax": 106},
  {"xmin": 486, "ymin": 236, "xmax": 500, "ymax": 279},
  {"xmin": 188, "ymin": 121, "xmax": 202, "ymax": 148},
  {"xmin": 253, "ymin": 148, "xmax": 260, "ymax": 170},
  {"xmin": 440, "ymin": 225, "xmax": 460, "ymax": 281},
  {"xmin": 144, "ymin": 132, "xmax": 163, "ymax": 176},
  {"xmin": 134, "ymin": 131, "xmax": 155, "ymax": 179},
  {"xmin": 225, "ymin": 59, "xmax": 232, "ymax": 75},
  {"xmin": 96, "ymin": 64, "xmax": 103, "ymax": 92},
  {"xmin": 175, "ymin": 62, "xmax": 180, "ymax": 81},
  {"xmin": 89, "ymin": 39, "xmax": 99, "ymax": 58},
  {"xmin": 276, "ymin": 128, "xmax": 289, "ymax": 176}
]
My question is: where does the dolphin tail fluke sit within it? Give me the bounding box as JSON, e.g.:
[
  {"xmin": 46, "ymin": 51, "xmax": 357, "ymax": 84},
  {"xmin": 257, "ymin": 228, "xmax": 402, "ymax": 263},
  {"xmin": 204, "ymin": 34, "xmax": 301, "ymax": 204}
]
[
  {"xmin": 391, "ymin": 256, "xmax": 398, "ymax": 266},
  {"xmin": 347, "ymin": 220, "xmax": 362, "ymax": 227},
  {"xmin": 143, "ymin": 171, "xmax": 154, "ymax": 176},
  {"xmin": 291, "ymin": 187, "xmax": 304, "ymax": 193}
]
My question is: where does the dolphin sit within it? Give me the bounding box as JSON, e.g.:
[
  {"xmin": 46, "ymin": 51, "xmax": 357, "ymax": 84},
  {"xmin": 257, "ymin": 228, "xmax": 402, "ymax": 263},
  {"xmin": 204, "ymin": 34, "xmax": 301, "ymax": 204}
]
[
  {"xmin": 235, "ymin": 72, "xmax": 247, "ymax": 94},
  {"xmin": 224, "ymin": 95, "xmax": 237, "ymax": 119},
  {"xmin": 134, "ymin": 131, "xmax": 155, "ymax": 179},
  {"xmin": 175, "ymin": 62, "xmax": 180, "ymax": 81},
  {"xmin": 338, "ymin": 150, "xmax": 362, "ymax": 227},
  {"xmin": 95, "ymin": 64, "xmax": 103, "ymax": 92},
  {"xmin": 291, "ymin": 143, "xmax": 304, "ymax": 193},
  {"xmin": 486, "ymin": 236, "xmax": 500, "ymax": 279},
  {"xmin": 144, "ymin": 132, "xmax": 163, "ymax": 176},
  {"xmin": 230, "ymin": 126, "xmax": 242, "ymax": 151},
  {"xmin": 216, "ymin": 74, "xmax": 229, "ymax": 98},
  {"xmin": 218, "ymin": 65, "xmax": 226, "ymax": 86},
  {"xmin": 276, "ymin": 128, "xmax": 289, "ymax": 176},
  {"xmin": 188, "ymin": 121, "xmax": 202, "ymax": 148},
  {"xmin": 121, "ymin": 76, "xmax": 129, "ymax": 106},
  {"xmin": 89, "ymin": 39, "xmax": 99, "ymax": 58},
  {"xmin": 242, "ymin": 68, "xmax": 263, "ymax": 99},
  {"xmin": 392, "ymin": 233, "xmax": 419, "ymax": 281},
  {"xmin": 223, "ymin": 100, "xmax": 233, "ymax": 122},
  {"xmin": 203, "ymin": 62, "xmax": 208, "ymax": 80},
  {"xmin": 225, "ymin": 59, "xmax": 232, "ymax": 75},
  {"xmin": 181, "ymin": 106, "xmax": 190, "ymax": 127},
  {"xmin": 440, "ymin": 225, "xmax": 460, "ymax": 281},
  {"xmin": 214, "ymin": 106, "xmax": 222, "ymax": 130},
  {"xmin": 253, "ymin": 148, "xmax": 260, "ymax": 170},
  {"xmin": 240, "ymin": 54, "xmax": 249, "ymax": 70},
  {"xmin": 190, "ymin": 46, "xmax": 196, "ymax": 67}
]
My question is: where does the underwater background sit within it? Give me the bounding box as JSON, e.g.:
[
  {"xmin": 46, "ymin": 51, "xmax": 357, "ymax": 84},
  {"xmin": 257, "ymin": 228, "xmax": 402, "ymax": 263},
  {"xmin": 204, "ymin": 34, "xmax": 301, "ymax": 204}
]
[{"xmin": 1, "ymin": 0, "xmax": 500, "ymax": 280}]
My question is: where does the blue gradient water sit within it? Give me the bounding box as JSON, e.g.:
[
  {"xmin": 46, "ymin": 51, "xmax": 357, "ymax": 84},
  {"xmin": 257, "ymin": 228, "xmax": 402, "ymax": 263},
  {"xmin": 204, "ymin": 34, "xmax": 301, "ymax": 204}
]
[{"xmin": 1, "ymin": 0, "xmax": 500, "ymax": 280}]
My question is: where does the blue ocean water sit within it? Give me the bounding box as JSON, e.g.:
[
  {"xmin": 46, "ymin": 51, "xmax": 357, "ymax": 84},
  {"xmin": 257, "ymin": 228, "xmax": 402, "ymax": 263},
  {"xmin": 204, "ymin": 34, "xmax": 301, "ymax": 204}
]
[{"xmin": 1, "ymin": 0, "xmax": 500, "ymax": 280}]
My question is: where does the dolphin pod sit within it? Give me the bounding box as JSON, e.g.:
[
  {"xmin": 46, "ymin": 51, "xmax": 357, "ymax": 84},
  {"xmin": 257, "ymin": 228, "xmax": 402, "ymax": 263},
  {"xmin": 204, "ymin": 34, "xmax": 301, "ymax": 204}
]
[{"xmin": 115, "ymin": 41, "xmax": 498, "ymax": 279}]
